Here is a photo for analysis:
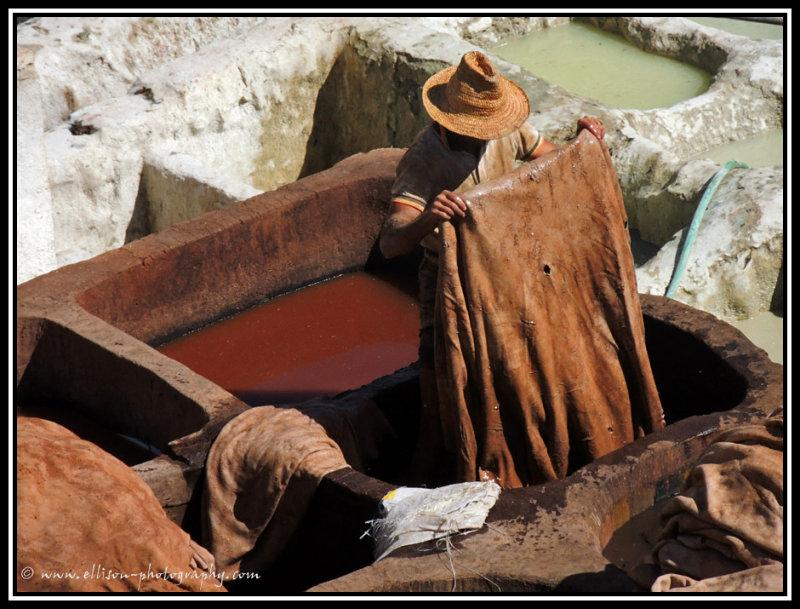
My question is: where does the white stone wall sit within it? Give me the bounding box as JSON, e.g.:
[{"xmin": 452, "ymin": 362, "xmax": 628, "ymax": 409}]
[
  {"xmin": 16, "ymin": 46, "xmax": 58, "ymax": 283},
  {"xmin": 141, "ymin": 151, "xmax": 262, "ymax": 234}
]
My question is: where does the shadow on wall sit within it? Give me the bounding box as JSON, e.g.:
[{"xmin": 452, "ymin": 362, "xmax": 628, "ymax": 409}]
[
  {"xmin": 770, "ymin": 261, "xmax": 784, "ymax": 314},
  {"xmin": 298, "ymin": 43, "xmax": 437, "ymax": 179},
  {"xmin": 125, "ymin": 174, "xmax": 152, "ymax": 243}
]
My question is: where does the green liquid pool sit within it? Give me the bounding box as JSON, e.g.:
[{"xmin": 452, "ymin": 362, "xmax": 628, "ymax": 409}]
[
  {"xmin": 729, "ymin": 311, "xmax": 784, "ymax": 365},
  {"xmin": 692, "ymin": 129, "xmax": 784, "ymax": 168},
  {"xmin": 491, "ymin": 21, "xmax": 711, "ymax": 110}
]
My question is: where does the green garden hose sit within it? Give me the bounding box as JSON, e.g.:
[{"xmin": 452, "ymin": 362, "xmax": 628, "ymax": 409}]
[{"xmin": 665, "ymin": 160, "xmax": 749, "ymax": 298}]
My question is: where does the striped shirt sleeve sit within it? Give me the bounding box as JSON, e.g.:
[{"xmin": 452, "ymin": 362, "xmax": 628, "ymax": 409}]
[
  {"xmin": 520, "ymin": 130, "xmax": 544, "ymax": 162},
  {"xmin": 391, "ymin": 194, "xmax": 427, "ymax": 213}
]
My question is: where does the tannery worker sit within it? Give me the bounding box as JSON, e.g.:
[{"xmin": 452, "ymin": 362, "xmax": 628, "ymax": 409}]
[{"xmin": 378, "ymin": 51, "xmax": 607, "ymax": 484}]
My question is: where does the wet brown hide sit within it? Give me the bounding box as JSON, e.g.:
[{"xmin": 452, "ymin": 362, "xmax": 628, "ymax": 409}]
[
  {"xmin": 434, "ymin": 130, "xmax": 664, "ymax": 488},
  {"xmin": 16, "ymin": 416, "xmax": 224, "ymax": 592},
  {"xmin": 202, "ymin": 406, "xmax": 350, "ymax": 580}
]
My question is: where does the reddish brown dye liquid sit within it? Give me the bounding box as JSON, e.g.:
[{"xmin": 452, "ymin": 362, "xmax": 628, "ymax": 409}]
[{"xmin": 159, "ymin": 271, "xmax": 420, "ymax": 406}]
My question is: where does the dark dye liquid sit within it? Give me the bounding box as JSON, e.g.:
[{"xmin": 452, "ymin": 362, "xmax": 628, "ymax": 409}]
[{"xmin": 158, "ymin": 271, "xmax": 420, "ymax": 406}]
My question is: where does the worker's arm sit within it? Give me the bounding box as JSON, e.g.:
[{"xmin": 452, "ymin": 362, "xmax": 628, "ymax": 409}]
[
  {"xmin": 379, "ymin": 190, "xmax": 468, "ymax": 259},
  {"xmin": 531, "ymin": 137, "xmax": 558, "ymax": 158}
]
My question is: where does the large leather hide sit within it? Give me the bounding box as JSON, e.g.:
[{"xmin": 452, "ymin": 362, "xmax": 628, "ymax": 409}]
[{"xmin": 434, "ymin": 130, "xmax": 665, "ymax": 488}]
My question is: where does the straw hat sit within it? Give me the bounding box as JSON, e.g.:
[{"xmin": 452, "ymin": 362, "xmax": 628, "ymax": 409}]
[{"xmin": 422, "ymin": 51, "xmax": 530, "ymax": 140}]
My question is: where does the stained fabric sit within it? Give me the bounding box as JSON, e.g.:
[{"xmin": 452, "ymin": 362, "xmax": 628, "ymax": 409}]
[
  {"xmin": 16, "ymin": 416, "xmax": 224, "ymax": 592},
  {"xmin": 433, "ymin": 130, "xmax": 665, "ymax": 488},
  {"xmin": 650, "ymin": 414, "xmax": 784, "ymax": 593}
]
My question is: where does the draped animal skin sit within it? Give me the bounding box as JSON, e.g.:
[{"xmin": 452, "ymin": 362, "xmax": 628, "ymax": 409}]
[
  {"xmin": 202, "ymin": 405, "xmax": 350, "ymax": 579},
  {"xmin": 434, "ymin": 130, "xmax": 665, "ymax": 488},
  {"xmin": 650, "ymin": 414, "xmax": 784, "ymax": 593}
]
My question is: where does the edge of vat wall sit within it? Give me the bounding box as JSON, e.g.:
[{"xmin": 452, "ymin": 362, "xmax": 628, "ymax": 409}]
[
  {"xmin": 312, "ymin": 404, "xmax": 781, "ymax": 593},
  {"xmin": 312, "ymin": 413, "xmax": 784, "ymax": 593}
]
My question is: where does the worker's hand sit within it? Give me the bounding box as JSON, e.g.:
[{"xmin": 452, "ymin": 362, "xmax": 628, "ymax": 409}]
[
  {"xmin": 425, "ymin": 190, "xmax": 468, "ymax": 223},
  {"xmin": 577, "ymin": 116, "xmax": 606, "ymax": 140}
]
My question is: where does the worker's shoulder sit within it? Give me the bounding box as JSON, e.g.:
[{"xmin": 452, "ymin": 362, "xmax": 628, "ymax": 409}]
[{"xmin": 404, "ymin": 123, "xmax": 440, "ymax": 152}]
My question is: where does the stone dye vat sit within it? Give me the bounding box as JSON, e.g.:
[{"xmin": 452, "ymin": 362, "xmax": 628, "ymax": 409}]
[
  {"xmin": 15, "ymin": 148, "xmax": 783, "ymax": 593},
  {"xmin": 492, "ymin": 18, "xmax": 784, "ymax": 169},
  {"xmin": 16, "ymin": 149, "xmax": 405, "ymax": 524},
  {"xmin": 305, "ymin": 295, "xmax": 784, "ymax": 593}
]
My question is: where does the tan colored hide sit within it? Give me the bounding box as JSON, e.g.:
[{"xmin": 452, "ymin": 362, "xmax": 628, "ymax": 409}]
[
  {"xmin": 16, "ymin": 416, "xmax": 223, "ymax": 592},
  {"xmin": 434, "ymin": 130, "xmax": 664, "ymax": 488},
  {"xmin": 202, "ymin": 406, "xmax": 350, "ymax": 579}
]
